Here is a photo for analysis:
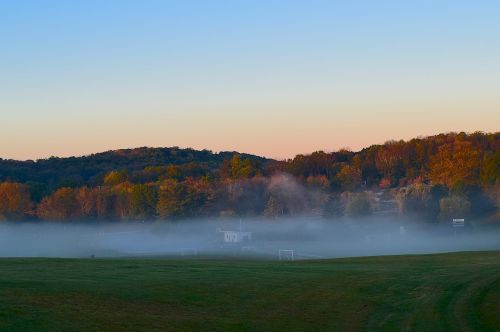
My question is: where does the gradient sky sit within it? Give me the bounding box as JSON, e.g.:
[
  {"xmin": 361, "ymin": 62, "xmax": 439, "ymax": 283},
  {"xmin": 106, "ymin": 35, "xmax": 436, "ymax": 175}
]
[{"xmin": 1, "ymin": 0, "xmax": 499, "ymax": 160}]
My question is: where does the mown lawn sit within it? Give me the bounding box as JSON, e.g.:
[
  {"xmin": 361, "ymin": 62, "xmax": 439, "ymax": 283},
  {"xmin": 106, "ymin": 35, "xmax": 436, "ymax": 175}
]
[{"xmin": 0, "ymin": 251, "xmax": 498, "ymax": 331}]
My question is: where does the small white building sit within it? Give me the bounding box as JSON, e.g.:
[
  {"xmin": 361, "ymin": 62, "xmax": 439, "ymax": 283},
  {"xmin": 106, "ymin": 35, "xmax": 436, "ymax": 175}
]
[{"xmin": 221, "ymin": 230, "xmax": 252, "ymax": 243}]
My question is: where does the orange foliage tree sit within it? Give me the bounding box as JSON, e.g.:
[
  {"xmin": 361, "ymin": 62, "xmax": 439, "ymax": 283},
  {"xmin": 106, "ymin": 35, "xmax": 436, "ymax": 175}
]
[
  {"xmin": 36, "ymin": 187, "xmax": 80, "ymax": 221},
  {"xmin": 429, "ymin": 141, "xmax": 481, "ymax": 187},
  {"xmin": 0, "ymin": 182, "xmax": 33, "ymax": 220}
]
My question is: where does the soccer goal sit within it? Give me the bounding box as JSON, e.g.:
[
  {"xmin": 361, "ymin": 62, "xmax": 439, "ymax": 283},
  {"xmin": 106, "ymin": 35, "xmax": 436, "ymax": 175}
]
[{"xmin": 278, "ymin": 249, "xmax": 295, "ymax": 261}]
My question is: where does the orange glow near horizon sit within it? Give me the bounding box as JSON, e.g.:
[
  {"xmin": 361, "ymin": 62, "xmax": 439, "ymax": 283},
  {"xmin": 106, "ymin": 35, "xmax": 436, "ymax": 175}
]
[{"xmin": 1, "ymin": 1, "xmax": 499, "ymax": 160}]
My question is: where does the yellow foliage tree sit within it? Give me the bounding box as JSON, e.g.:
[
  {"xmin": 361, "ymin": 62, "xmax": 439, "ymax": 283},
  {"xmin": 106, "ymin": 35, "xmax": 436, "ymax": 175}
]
[{"xmin": 429, "ymin": 141, "xmax": 480, "ymax": 187}]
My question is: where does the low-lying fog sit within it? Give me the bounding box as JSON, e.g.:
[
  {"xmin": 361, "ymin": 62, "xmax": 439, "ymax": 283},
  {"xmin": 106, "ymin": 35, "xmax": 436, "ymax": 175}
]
[{"xmin": 0, "ymin": 218, "xmax": 499, "ymax": 259}]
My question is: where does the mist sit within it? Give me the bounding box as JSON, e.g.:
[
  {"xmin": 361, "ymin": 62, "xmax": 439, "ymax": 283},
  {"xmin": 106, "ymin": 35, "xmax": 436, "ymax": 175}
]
[{"xmin": 0, "ymin": 218, "xmax": 499, "ymax": 259}]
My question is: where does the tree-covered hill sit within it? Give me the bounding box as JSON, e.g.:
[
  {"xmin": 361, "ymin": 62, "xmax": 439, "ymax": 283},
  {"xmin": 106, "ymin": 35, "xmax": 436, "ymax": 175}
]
[
  {"xmin": 0, "ymin": 147, "xmax": 270, "ymax": 192},
  {"xmin": 0, "ymin": 132, "xmax": 498, "ymax": 222}
]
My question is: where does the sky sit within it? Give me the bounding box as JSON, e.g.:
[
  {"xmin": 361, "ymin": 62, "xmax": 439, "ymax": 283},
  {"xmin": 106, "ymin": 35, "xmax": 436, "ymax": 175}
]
[{"xmin": 1, "ymin": 0, "xmax": 499, "ymax": 160}]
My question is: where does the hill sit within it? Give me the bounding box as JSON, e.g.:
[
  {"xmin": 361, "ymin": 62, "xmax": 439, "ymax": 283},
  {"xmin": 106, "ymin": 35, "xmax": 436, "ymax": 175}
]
[
  {"xmin": 0, "ymin": 132, "xmax": 498, "ymax": 222},
  {"xmin": 0, "ymin": 147, "xmax": 269, "ymax": 193}
]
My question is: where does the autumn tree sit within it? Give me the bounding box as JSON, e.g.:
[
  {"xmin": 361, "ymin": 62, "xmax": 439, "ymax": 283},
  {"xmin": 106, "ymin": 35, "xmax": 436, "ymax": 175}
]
[
  {"xmin": 103, "ymin": 170, "xmax": 129, "ymax": 186},
  {"xmin": 157, "ymin": 178, "xmax": 213, "ymax": 219},
  {"xmin": 184, "ymin": 177, "xmax": 215, "ymax": 217},
  {"xmin": 285, "ymin": 151, "xmax": 339, "ymax": 179},
  {"xmin": 94, "ymin": 187, "xmax": 119, "ymax": 220},
  {"xmin": 75, "ymin": 187, "xmax": 97, "ymax": 219},
  {"xmin": 0, "ymin": 182, "xmax": 33, "ymax": 220},
  {"xmin": 115, "ymin": 184, "xmax": 133, "ymax": 219},
  {"xmin": 83, "ymin": 184, "xmax": 132, "ymax": 221},
  {"xmin": 219, "ymin": 155, "xmax": 262, "ymax": 179},
  {"xmin": 157, "ymin": 180, "xmax": 185, "ymax": 219},
  {"xmin": 335, "ymin": 164, "xmax": 362, "ymax": 191},
  {"xmin": 480, "ymin": 151, "xmax": 500, "ymax": 187},
  {"xmin": 429, "ymin": 141, "xmax": 481, "ymax": 187},
  {"xmin": 36, "ymin": 187, "xmax": 80, "ymax": 220},
  {"xmin": 374, "ymin": 141, "xmax": 406, "ymax": 184},
  {"xmin": 130, "ymin": 184, "xmax": 158, "ymax": 219}
]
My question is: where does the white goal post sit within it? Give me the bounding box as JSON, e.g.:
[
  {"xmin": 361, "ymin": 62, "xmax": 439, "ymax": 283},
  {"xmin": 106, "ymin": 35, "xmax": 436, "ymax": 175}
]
[{"xmin": 278, "ymin": 249, "xmax": 295, "ymax": 261}]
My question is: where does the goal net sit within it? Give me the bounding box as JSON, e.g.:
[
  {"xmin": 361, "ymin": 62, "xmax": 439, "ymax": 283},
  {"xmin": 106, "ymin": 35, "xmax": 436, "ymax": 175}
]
[{"xmin": 278, "ymin": 249, "xmax": 295, "ymax": 261}]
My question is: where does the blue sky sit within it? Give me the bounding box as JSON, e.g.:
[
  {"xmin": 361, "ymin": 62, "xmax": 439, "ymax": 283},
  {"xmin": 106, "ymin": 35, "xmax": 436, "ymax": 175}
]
[{"xmin": 1, "ymin": 0, "xmax": 499, "ymax": 159}]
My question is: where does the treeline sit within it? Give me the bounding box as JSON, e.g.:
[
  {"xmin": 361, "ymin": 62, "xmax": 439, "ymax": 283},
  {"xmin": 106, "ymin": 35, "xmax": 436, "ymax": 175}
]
[
  {"xmin": 0, "ymin": 132, "xmax": 498, "ymax": 223},
  {"xmin": 0, "ymin": 146, "xmax": 269, "ymax": 200}
]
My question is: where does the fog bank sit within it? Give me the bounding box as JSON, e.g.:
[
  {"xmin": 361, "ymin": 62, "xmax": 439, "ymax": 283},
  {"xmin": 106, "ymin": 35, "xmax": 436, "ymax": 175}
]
[{"xmin": 0, "ymin": 218, "xmax": 499, "ymax": 259}]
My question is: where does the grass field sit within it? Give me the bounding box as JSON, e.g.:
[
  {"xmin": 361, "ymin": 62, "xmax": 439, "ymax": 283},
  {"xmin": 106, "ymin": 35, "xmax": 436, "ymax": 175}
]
[{"xmin": 0, "ymin": 251, "xmax": 499, "ymax": 332}]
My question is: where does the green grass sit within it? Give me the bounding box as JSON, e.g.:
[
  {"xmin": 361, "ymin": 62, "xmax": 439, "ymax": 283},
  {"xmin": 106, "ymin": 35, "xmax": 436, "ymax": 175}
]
[{"xmin": 0, "ymin": 251, "xmax": 499, "ymax": 332}]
